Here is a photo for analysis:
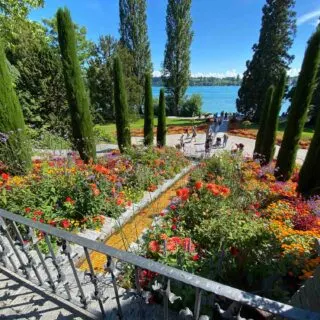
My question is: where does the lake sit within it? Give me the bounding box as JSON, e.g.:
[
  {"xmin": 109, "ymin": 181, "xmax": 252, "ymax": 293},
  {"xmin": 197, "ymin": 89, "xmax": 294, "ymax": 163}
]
[{"xmin": 152, "ymin": 86, "xmax": 289, "ymax": 115}]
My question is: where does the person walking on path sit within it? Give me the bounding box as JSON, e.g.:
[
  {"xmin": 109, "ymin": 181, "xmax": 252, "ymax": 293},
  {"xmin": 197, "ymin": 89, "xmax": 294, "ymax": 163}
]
[
  {"xmin": 223, "ymin": 133, "xmax": 229, "ymax": 147},
  {"xmin": 191, "ymin": 126, "xmax": 197, "ymax": 142}
]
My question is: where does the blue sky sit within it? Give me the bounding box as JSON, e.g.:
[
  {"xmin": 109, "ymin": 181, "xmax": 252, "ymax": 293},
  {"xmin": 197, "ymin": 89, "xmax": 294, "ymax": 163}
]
[{"xmin": 30, "ymin": 0, "xmax": 320, "ymax": 77}]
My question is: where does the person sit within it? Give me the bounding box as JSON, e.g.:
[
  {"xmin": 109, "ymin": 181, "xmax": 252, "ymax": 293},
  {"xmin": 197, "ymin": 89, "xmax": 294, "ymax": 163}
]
[
  {"xmin": 191, "ymin": 126, "xmax": 197, "ymax": 142},
  {"xmin": 179, "ymin": 134, "xmax": 185, "ymax": 151},
  {"xmin": 185, "ymin": 128, "xmax": 190, "ymax": 138},
  {"xmin": 231, "ymin": 143, "xmax": 244, "ymax": 155},
  {"xmin": 205, "ymin": 133, "xmax": 213, "ymax": 155},
  {"xmin": 215, "ymin": 137, "xmax": 222, "ymax": 148},
  {"xmin": 223, "ymin": 133, "xmax": 228, "ymax": 147}
]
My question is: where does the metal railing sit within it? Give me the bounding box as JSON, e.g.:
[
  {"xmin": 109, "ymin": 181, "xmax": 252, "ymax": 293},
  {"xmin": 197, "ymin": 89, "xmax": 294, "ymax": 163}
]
[{"xmin": 0, "ymin": 208, "xmax": 319, "ymax": 320}]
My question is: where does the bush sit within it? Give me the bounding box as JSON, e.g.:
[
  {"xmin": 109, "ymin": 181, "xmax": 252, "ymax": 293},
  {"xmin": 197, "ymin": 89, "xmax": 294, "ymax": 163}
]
[{"xmin": 180, "ymin": 94, "xmax": 202, "ymax": 117}]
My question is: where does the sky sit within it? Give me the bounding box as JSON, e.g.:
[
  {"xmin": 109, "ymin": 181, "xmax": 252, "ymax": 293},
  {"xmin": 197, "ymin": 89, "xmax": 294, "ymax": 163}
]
[{"xmin": 29, "ymin": 0, "xmax": 320, "ymax": 78}]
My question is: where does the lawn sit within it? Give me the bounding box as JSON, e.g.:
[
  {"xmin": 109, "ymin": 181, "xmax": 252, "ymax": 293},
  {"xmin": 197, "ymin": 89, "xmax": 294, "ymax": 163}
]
[
  {"xmin": 229, "ymin": 120, "xmax": 314, "ymax": 149},
  {"xmin": 95, "ymin": 117, "xmax": 206, "ymax": 137}
]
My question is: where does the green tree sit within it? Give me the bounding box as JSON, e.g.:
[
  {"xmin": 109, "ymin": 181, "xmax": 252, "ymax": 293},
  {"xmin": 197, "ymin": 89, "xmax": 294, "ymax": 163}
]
[
  {"xmin": 42, "ymin": 16, "xmax": 94, "ymax": 67},
  {"xmin": 157, "ymin": 89, "xmax": 166, "ymax": 147},
  {"xmin": 261, "ymin": 72, "xmax": 287, "ymax": 164},
  {"xmin": 56, "ymin": 7, "xmax": 96, "ymax": 162},
  {"xmin": 0, "ymin": 42, "xmax": 31, "ymax": 174},
  {"xmin": 113, "ymin": 56, "xmax": 131, "ymax": 152},
  {"xmin": 119, "ymin": 0, "xmax": 152, "ymax": 108},
  {"xmin": 237, "ymin": 0, "xmax": 296, "ymax": 120},
  {"xmin": 181, "ymin": 94, "xmax": 202, "ymax": 117},
  {"xmin": 162, "ymin": 0, "xmax": 193, "ymax": 116},
  {"xmin": 298, "ymin": 111, "xmax": 320, "ymax": 195},
  {"xmin": 143, "ymin": 73, "xmax": 154, "ymax": 146},
  {"xmin": 253, "ymin": 85, "xmax": 274, "ymax": 159},
  {"xmin": 276, "ymin": 28, "xmax": 320, "ymax": 181}
]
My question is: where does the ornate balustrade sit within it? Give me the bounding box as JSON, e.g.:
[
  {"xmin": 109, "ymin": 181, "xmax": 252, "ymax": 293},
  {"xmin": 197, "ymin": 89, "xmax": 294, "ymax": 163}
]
[{"xmin": 0, "ymin": 208, "xmax": 319, "ymax": 320}]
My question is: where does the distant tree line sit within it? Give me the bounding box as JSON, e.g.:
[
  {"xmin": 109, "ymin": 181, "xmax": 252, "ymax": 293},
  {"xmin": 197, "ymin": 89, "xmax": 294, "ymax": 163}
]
[{"xmin": 152, "ymin": 76, "xmax": 242, "ymax": 87}]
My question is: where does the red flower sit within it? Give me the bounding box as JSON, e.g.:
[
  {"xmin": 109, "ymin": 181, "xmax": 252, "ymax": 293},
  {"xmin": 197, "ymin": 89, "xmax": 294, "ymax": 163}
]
[
  {"xmin": 25, "ymin": 207, "xmax": 31, "ymax": 213},
  {"xmin": 192, "ymin": 254, "xmax": 200, "ymax": 261},
  {"xmin": 65, "ymin": 197, "xmax": 74, "ymax": 204},
  {"xmin": 230, "ymin": 246, "xmax": 240, "ymax": 257},
  {"xmin": 176, "ymin": 188, "xmax": 190, "ymax": 201},
  {"xmin": 170, "ymin": 204, "xmax": 177, "ymax": 210},
  {"xmin": 33, "ymin": 210, "xmax": 43, "ymax": 216},
  {"xmin": 1, "ymin": 173, "xmax": 9, "ymax": 181},
  {"xmin": 60, "ymin": 219, "xmax": 71, "ymax": 229},
  {"xmin": 171, "ymin": 225, "xmax": 177, "ymax": 231},
  {"xmin": 195, "ymin": 181, "xmax": 203, "ymax": 190},
  {"xmin": 148, "ymin": 240, "xmax": 160, "ymax": 253}
]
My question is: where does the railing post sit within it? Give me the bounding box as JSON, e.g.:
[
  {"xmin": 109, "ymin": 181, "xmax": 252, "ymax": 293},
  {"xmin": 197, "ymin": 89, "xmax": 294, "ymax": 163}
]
[
  {"xmin": 84, "ymin": 247, "xmax": 105, "ymax": 317},
  {"xmin": 61, "ymin": 240, "xmax": 87, "ymax": 308},
  {"xmin": 10, "ymin": 221, "xmax": 44, "ymax": 286},
  {"xmin": 193, "ymin": 288, "xmax": 202, "ymax": 320},
  {"xmin": 0, "ymin": 217, "xmax": 31, "ymax": 279},
  {"xmin": 105, "ymin": 255, "xmax": 123, "ymax": 320}
]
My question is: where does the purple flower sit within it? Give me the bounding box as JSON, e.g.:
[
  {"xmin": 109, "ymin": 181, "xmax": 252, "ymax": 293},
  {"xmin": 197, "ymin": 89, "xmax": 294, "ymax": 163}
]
[{"xmin": 0, "ymin": 132, "xmax": 9, "ymax": 143}]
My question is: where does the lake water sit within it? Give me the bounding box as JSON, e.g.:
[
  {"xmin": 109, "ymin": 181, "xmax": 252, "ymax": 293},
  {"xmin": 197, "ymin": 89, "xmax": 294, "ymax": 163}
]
[{"xmin": 152, "ymin": 86, "xmax": 289, "ymax": 114}]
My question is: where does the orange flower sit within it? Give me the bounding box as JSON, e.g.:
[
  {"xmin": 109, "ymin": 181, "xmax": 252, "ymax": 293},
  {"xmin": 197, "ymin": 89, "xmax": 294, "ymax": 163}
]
[{"xmin": 148, "ymin": 240, "xmax": 160, "ymax": 253}]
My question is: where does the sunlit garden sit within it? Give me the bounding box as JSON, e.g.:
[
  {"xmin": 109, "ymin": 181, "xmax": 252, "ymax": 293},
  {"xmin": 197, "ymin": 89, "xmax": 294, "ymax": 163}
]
[{"xmin": 1, "ymin": 0, "xmax": 320, "ymax": 318}]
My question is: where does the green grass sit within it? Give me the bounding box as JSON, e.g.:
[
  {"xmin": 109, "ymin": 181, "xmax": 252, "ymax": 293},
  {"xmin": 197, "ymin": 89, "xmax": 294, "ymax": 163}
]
[
  {"xmin": 95, "ymin": 117, "xmax": 205, "ymax": 135},
  {"xmin": 241, "ymin": 121, "xmax": 314, "ymax": 140}
]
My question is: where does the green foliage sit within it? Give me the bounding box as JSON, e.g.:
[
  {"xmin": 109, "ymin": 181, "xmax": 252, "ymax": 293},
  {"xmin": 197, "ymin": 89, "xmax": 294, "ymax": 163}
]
[
  {"xmin": 157, "ymin": 89, "xmax": 166, "ymax": 147},
  {"xmin": 180, "ymin": 94, "xmax": 202, "ymax": 117},
  {"xmin": 162, "ymin": 0, "xmax": 193, "ymax": 116},
  {"xmin": 253, "ymin": 85, "xmax": 274, "ymax": 158},
  {"xmin": 276, "ymin": 29, "xmax": 320, "ymax": 181},
  {"xmin": 26, "ymin": 127, "xmax": 71, "ymax": 150},
  {"xmin": 42, "ymin": 16, "xmax": 94, "ymax": 67},
  {"xmin": 261, "ymin": 72, "xmax": 287, "ymax": 164},
  {"xmin": 119, "ymin": 0, "xmax": 152, "ymax": 108},
  {"xmin": 237, "ymin": 0, "xmax": 296, "ymax": 120},
  {"xmin": 57, "ymin": 7, "xmax": 96, "ymax": 162},
  {"xmin": 113, "ymin": 56, "xmax": 131, "ymax": 152},
  {"xmin": 298, "ymin": 109, "xmax": 320, "ymax": 195},
  {"xmin": 93, "ymin": 126, "xmax": 116, "ymax": 144},
  {"xmin": 143, "ymin": 73, "xmax": 154, "ymax": 146},
  {"xmin": 0, "ymin": 42, "xmax": 31, "ymax": 175}
]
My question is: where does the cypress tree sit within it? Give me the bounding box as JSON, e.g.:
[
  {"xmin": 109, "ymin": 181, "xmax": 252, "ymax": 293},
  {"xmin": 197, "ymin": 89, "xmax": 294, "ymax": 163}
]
[
  {"xmin": 261, "ymin": 72, "xmax": 287, "ymax": 164},
  {"xmin": 113, "ymin": 56, "xmax": 131, "ymax": 152},
  {"xmin": 237, "ymin": 0, "xmax": 296, "ymax": 121},
  {"xmin": 162, "ymin": 0, "xmax": 193, "ymax": 116},
  {"xmin": 276, "ymin": 28, "xmax": 320, "ymax": 181},
  {"xmin": 298, "ymin": 111, "xmax": 320, "ymax": 195},
  {"xmin": 157, "ymin": 89, "xmax": 166, "ymax": 147},
  {"xmin": 56, "ymin": 7, "xmax": 96, "ymax": 162},
  {"xmin": 253, "ymin": 85, "xmax": 274, "ymax": 159},
  {"xmin": 143, "ymin": 73, "xmax": 154, "ymax": 146},
  {"xmin": 0, "ymin": 42, "xmax": 31, "ymax": 175}
]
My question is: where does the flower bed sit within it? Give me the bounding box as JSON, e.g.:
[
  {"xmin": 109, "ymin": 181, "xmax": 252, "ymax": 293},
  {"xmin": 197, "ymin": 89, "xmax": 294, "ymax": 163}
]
[
  {"xmin": 140, "ymin": 152, "xmax": 320, "ymax": 303},
  {"xmin": 0, "ymin": 147, "xmax": 189, "ymax": 232},
  {"xmin": 229, "ymin": 128, "xmax": 310, "ymax": 149}
]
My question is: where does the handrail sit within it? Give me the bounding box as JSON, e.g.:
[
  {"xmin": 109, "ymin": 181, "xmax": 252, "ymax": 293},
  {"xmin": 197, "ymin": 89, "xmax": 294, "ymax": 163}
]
[{"xmin": 0, "ymin": 208, "xmax": 320, "ymax": 320}]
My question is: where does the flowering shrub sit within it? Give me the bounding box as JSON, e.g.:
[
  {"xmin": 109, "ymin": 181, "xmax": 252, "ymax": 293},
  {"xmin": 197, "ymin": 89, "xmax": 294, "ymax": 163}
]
[
  {"xmin": 141, "ymin": 152, "xmax": 320, "ymax": 302},
  {"xmin": 0, "ymin": 147, "xmax": 189, "ymax": 232}
]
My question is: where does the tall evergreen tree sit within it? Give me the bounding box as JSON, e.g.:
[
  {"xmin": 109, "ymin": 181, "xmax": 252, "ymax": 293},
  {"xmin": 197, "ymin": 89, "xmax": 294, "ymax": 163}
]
[
  {"xmin": 308, "ymin": 22, "xmax": 320, "ymax": 127},
  {"xmin": 113, "ymin": 56, "xmax": 131, "ymax": 152},
  {"xmin": 0, "ymin": 42, "xmax": 31, "ymax": 175},
  {"xmin": 56, "ymin": 7, "xmax": 96, "ymax": 162},
  {"xmin": 253, "ymin": 85, "xmax": 274, "ymax": 159},
  {"xmin": 237, "ymin": 0, "xmax": 296, "ymax": 121},
  {"xmin": 157, "ymin": 89, "xmax": 166, "ymax": 147},
  {"xmin": 119, "ymin": 0, "xmax": 152, "ymax": 107},
  {"xmin": 298, "ymin": 110, "xmax": 320, "ymax": 195},
  {"xmin": 162, "ymin": 0, "xmax": 193, "ymax": 116},
  {"xmin": 276, "ymin": 28, "xmax": 320, "ymax": 181},
  {"xmin": 261, "ymin": 72, "xmax": 287, "ymax": 164},
  {"xmin": 144, "ymin": 73, "xmax": 154, "ymax": 146}
]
